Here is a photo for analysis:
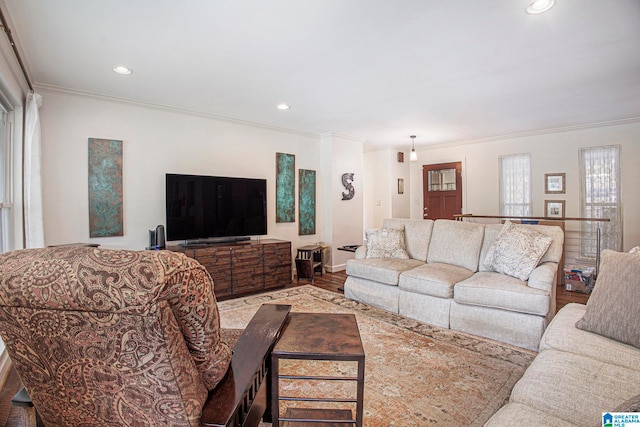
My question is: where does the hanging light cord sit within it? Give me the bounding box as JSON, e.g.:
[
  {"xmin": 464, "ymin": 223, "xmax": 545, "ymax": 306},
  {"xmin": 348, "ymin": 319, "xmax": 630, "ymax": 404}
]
[{"xmin": 0, "ymin": 6, "xmax": 34, "ymax": 92}]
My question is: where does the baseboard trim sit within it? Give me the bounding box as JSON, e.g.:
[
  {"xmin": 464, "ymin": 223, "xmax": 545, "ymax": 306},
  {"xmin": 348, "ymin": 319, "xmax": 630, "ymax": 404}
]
[
  {"xmin": 0, "ymin": 350, "xmax": 13, "ymax": 391},
  {"xmin": 327, "ymin": 264, "xmax": 346, "ymax": 273}
]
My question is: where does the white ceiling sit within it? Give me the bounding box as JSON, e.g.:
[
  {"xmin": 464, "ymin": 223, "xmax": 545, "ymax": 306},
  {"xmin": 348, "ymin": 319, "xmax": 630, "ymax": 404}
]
[{"xmin": 5, "ymin": 0, "xmax": 640, "ymax": 152}]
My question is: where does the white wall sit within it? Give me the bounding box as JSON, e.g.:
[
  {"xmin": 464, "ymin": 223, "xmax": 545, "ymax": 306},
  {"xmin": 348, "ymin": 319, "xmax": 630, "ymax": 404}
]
[
  {"xmin": 324, "ymin": 134, "xmax": 364, "ymax": 271},
  {"xmin": 363, "ymin": 149, "xmax": 414, "ymax": 230},
  {"xmin": 391, "ymin": 150, "xmax": 411, "ymax": 219},
  {"xmin": 404, "ymin": 122, "xmax": 640, "ymax": 251},
  {"xmin": 38, "ymin": 88, "xmax": 364, "ymax": 269},
  {"xmin": 363, "ymin": 149, "xmax": 393, "ymax": 229}
]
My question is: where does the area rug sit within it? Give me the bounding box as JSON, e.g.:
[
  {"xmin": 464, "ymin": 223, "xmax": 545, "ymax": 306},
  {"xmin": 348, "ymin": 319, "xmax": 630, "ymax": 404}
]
[{"xmin": 217, "ymin": 286, "xmax": 536, "ymax": 427}]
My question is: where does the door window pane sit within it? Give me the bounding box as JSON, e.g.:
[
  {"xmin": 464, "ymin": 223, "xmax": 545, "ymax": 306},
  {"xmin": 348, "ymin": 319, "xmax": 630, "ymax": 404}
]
[{"xmin": 428, "ymin": 168, "xmax": 456, "ymax": 191}]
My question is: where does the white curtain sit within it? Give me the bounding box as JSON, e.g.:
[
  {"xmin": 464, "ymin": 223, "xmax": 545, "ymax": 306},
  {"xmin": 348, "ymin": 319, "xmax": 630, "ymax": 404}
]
[
  {"xmin": 499, "ymin": 153, "xmax": 531, "ymax": 217},
  {"xmin": 579, "ymin": 145, "xmax": 622, "ymax": 258},
  {"xmin": 24, "ymin": 92, "xmax": 44, "ymax": 248}
]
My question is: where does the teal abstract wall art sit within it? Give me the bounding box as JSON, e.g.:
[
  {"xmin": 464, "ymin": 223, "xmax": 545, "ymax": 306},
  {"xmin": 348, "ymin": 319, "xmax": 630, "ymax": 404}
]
[
  {"xmin": 88, "ymin": 138, "xmax": 123, "ymax": 237},
  {"xmin": 276, "ymin": 152, "xmax": 295, "ymax": 222},
  {"xmin": 298, "ymin": 169, "xmax": 316, "ymax": 235}
]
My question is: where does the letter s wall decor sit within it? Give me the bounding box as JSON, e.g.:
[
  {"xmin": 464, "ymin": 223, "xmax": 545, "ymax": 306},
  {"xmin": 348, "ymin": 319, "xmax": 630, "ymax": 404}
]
[{"xmin": 341, "ymin": 173, "xmax": 355, "ymax": 200}]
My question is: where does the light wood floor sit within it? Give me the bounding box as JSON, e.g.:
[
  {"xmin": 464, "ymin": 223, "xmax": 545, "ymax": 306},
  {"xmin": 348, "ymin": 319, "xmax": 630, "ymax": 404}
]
[{"xmin": 0, "ymin": 270, "xmax": 588, "ymax": 427}]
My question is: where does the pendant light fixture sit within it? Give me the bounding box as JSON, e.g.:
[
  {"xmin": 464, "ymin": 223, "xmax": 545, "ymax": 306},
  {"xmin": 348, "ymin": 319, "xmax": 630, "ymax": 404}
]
[{"xmin": 409, "ymin": 135, "xmax": 418, "ymax": 162}]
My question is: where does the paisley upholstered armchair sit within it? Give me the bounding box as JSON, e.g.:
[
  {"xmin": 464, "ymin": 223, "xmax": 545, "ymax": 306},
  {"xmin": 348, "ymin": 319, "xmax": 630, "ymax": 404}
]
[{"xmin": 0, "ymin": 246, "xmax": 289, "ymax": 426}]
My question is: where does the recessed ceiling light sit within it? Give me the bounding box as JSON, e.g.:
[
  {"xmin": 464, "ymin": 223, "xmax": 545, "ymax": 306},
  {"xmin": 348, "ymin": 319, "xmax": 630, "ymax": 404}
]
[
  {"xmin": 526, "ymin": 0, "xmax": 555, "ymax": 14},
  {"xmin": 113, "ymin": 65, "xmax": 133, "ymax": 75},
  {"xmin": 276, "ymin": 104, "xmax": 290, "ymax": 110}
]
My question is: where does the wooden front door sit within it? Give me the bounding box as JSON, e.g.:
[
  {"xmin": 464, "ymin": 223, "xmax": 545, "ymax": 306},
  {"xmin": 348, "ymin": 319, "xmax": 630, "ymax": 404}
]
[{"xmin": 422, "ymin": 162, "xmax": 463, "ymax": 220}]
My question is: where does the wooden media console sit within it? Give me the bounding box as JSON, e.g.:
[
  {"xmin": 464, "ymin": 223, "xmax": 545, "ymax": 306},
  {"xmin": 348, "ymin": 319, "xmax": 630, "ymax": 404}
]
[{"xmin": 168, "ymin": 239, "xmax": 292, "ymax": 299}]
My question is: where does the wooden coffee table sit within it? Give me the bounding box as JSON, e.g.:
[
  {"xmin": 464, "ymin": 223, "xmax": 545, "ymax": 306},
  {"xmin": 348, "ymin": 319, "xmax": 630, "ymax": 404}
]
[{"xmin": 271, "ymin": 313, "xmax": 365, "ymax": 427}]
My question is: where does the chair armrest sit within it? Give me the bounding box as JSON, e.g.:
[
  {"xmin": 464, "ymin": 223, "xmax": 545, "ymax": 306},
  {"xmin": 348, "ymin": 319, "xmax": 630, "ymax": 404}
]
[{"xmin": 200, "ymin": 303, "xmax": 291, "ymax": 427}]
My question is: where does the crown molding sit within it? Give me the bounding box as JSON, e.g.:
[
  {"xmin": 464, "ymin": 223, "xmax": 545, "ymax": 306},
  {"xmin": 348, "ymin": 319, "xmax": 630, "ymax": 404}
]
[
  {"xmin": 320, "ymin": 132, "xmax": 368, "ymax": 143},
  {"xmin": 33, "ymin": 83, "xmax": 640, "ymax": 152},
  {"xmin": 416, "ymin": 117, "xmax": 640, "ymax": 151},
  {"xmin": 34, "ymin": 83, "xmax": 320, "ymax": 139}
]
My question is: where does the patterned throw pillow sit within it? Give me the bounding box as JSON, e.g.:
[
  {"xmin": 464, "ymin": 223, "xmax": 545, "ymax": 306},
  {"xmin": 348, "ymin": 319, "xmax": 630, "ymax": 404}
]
[
  {"xmin": 365, "ymin": 227, "xmax": 410, "ymax": 259},
  {"xmin": 483, "ymin": 221, "xmax": 553, "ymax": 281}
]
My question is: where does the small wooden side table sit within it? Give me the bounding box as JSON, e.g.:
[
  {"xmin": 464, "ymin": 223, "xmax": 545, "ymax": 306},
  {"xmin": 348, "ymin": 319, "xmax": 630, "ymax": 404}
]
[
  {"xmin": 295, "ymin": 245, "xmax": 323, "ymax": 283},
  {"xmin": 271, "ymin": 313, "xmax": 365, "ymax": 427}
]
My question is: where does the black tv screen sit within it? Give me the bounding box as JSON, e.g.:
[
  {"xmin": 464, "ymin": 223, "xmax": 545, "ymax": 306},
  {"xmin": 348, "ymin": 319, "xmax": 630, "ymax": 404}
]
[{"xmin": 165, "ymin": 173, "xmax": 267, "ymax": 241}]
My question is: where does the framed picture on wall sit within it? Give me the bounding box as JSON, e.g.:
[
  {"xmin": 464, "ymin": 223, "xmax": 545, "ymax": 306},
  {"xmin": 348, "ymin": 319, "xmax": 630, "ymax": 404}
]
[
  {"xmin": 398, "ymin": 178, "xmax": 404, "ymax": 194},
  {"xmin": 545, "ymin": 200, "xmax": 565, "ymax": 219},
  {"xmin": 544, "ymin": 173, "xmax": 566, "ymax": 194}
]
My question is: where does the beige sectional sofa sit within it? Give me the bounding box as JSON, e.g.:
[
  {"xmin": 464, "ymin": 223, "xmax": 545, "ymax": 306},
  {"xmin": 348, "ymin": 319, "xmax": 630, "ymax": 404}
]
[
  {"xmin": 344, "ymin": 218, "xmax": 564, "ymax": 351},
  {"xmin": 487, "ymin": 249, "xmax": 640, "ymax": 426}
]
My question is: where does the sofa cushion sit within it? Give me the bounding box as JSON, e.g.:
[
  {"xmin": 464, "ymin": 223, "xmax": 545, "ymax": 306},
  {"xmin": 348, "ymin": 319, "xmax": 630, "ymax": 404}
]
[
  {"xmin": 427, "ymin": 220, "xmax": 485, "ymax": 272},
  {"xmin": 346, "ymin": 258, "xmax": 424, "ymax": 286},
  {"xmin": 541, "ymin": 303, "xmax": 640, "ymax": 371},
  {"xmin": 478, "ymin": 225, "xmax": 502, "ymax": 272},
  {"xmin": 454, "ymin": 271, "xmax": 550, "ymax": 316},
  {"xmin": 399, "ymin": 262, "xmax": 474, "ymax": 298},
  {"xmin": 365, "ymin": 227, "xmax": 410, "ymax": 259},
  {"xmin": 575, "ymin": 249, "xmax": 640, "ymax": 349},
  {"xmin": 383, "ymin": 218, "xmax": 434, "ymax": 261},
  {"xmin": 534, "ymin": 224, "xmax": 564, "ymax": 264},
  {"xmin": 483, "ymin": 221, "xmax": 552, "ymax": 281},
  {"xmin": 509, "ymin": 350, "xmax": 640, "ymax": 426}
]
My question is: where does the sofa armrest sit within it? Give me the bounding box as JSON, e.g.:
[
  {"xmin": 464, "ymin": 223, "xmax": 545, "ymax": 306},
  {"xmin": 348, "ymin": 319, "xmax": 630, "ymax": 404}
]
[
  {"xmin": 355, "ymin": 245, "xmax": 367, "ymax": 259},
  {"xmin": 528, "ymin": 262, "xmax": 557, "ymax": 292}
]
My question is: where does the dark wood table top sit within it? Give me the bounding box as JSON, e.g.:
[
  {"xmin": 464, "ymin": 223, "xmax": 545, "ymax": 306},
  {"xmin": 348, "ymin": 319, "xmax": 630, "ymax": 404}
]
[{"xmin": 273, "ymin": 312, "xmax": 364, "ymax": 360}]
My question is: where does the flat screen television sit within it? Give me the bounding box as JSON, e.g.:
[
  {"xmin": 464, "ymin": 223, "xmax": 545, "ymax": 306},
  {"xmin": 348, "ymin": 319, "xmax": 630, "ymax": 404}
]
[{"xmin": 165, "ymin": 173, "xmax": 267, "ymax": 242}]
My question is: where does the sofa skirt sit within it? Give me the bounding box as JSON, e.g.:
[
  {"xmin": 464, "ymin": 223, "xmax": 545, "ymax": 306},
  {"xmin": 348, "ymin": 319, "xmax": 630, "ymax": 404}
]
[
  {"xmin": 344, "ymin": 276, "xmax": 399, "ymax": 313},
  {"xmin": 449, "ymin": 301, "xmax": 547, "ymax": 351},
  {"xmin": 398, "ymin": 290, "xmax": 451, "ymax": 328}
]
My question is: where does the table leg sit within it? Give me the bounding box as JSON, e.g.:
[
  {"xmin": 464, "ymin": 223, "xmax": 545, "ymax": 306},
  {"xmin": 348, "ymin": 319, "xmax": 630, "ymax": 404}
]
[
  {"xmin": 271, "ymin": 355, "xmax": 280, "ymax": 427},
  {"xmin": 356, "ymin": 358, "xmax": 365, "ymax": 427}
]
